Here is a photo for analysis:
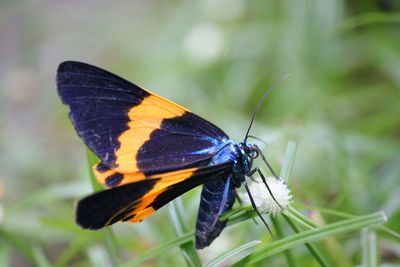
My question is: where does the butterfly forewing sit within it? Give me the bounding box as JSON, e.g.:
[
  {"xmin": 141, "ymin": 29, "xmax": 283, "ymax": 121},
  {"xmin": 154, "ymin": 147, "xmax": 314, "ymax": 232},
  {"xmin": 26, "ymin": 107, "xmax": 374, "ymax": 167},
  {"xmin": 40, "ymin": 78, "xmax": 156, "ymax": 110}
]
[{"xmin": 57, "ymin": 61, "xmax": 229, "ymax": 185}]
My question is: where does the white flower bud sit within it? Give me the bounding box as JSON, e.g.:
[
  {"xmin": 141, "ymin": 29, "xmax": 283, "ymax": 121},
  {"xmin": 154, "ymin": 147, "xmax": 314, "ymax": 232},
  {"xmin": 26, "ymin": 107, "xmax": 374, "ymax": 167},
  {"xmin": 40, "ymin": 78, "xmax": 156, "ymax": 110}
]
[{"xmin": 241, "ymin": 177, "xmax": 292, "ymax": 215}]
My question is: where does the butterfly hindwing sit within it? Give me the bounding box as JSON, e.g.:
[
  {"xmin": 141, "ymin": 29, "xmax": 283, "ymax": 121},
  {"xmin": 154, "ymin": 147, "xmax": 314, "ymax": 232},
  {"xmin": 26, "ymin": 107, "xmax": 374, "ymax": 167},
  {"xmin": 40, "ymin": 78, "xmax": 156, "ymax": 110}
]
[
  {"xmin": 76, "ymin": 162, "xmax": 234, "ymax": 229},
  {"xmin": 57, "ymin": 61, "xmax": 230, "ymax": 185}
]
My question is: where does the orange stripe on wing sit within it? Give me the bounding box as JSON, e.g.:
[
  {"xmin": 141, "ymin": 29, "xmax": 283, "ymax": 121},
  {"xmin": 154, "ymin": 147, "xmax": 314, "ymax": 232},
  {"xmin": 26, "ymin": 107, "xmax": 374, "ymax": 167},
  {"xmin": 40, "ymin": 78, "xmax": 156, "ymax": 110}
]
[
  {"xmin": 131, "ymin": 167, "xmax": 196, "ymax": 222},
  {"xmin": 114, "ymin": 94, "xmax": 188, "ymax": 173},
  {"xmin": 106, "ymin": 167, "xmax": 197, "ymax": 224}
]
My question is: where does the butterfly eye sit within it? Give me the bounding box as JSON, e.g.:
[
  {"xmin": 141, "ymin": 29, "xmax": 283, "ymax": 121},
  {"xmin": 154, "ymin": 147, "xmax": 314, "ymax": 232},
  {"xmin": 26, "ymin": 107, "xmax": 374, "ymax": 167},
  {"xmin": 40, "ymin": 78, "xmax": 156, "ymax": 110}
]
[{"xmin": 248, "ymin": 149, "xmax": 259, "ymax": 159}]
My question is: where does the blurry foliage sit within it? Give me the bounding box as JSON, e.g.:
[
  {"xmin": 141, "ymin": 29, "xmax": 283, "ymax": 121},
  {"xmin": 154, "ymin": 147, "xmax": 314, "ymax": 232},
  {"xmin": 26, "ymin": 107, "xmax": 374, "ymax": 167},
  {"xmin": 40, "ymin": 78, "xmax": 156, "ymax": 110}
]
[{"xmin": 0, "ymin": 0, "xmax": 399, "ymax": 266}]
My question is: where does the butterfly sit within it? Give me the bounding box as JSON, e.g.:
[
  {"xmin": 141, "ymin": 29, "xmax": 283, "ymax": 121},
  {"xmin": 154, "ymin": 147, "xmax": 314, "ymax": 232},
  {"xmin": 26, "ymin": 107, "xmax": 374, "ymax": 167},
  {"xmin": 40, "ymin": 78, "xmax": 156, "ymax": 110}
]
[{"xmin": 57, "ymin": 61, "xmax": 280, "ymax": 249}]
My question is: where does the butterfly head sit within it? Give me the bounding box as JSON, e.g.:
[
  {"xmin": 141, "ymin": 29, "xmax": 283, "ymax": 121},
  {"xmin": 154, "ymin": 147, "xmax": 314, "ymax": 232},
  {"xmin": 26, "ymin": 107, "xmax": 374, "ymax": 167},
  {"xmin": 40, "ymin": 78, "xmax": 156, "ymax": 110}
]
[{"xmin": 239, "ymin": 141, "xmax": 260, "ymax": 160}]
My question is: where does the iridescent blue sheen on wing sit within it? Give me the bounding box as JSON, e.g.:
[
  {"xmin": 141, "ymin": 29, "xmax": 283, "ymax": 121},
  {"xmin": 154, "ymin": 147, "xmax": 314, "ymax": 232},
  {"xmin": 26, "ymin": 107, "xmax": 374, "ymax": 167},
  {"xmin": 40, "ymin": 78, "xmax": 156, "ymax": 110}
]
[
  {"xmin": 195, "ymin": 175, "xmax": 236, "ymax": 249},
  {"xmin": 138, "ymin": 112, "xmax": 229, "ymax": 175}
]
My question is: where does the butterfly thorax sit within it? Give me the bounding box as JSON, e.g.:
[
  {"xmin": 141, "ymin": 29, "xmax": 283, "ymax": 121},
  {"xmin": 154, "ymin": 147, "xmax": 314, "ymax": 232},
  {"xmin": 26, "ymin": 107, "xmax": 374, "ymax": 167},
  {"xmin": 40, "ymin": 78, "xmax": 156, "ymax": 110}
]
[
  {"xmin": 208, "ymin": 140, "xmax": 253, "ymax": 188},
  {"xmin": 236, "ymin": 141, "xmax": 257, "ymax": 179}
]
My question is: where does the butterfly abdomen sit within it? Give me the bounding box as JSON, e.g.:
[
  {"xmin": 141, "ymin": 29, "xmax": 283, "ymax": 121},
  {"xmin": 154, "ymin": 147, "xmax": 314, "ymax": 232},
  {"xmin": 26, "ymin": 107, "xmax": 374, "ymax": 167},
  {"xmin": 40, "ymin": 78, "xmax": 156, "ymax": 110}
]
[{"xmin": 195, "ymin": 176, "xmax": 236, "ymax": 249}]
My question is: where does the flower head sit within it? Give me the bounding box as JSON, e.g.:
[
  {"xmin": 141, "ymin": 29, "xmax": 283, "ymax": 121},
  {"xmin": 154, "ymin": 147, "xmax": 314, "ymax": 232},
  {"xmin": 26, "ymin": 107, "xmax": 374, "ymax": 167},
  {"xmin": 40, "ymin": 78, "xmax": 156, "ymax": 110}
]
[{"xmin": 241, "ymin": 177, "xmax": 292, "ymax": 215}]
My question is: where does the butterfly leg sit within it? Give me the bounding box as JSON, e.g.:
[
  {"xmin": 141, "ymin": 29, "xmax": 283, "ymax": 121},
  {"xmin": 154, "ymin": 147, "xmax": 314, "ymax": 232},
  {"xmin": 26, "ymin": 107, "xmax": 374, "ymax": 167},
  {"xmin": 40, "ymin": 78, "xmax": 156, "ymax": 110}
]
[
  {"xmin": 210, "ymin": 175, "xmax": 232, "ymax": 229},
  {"xmin": 243, "ymin": 181, "xmax": 272, "ymax": 234},
  {"xmin": 247, "ymin": 167, "xmax": 283, "ymax": 209},
  {"xmin": 235, "ymin": 190, "xmax": 259, "ymax": 225},
  {"xmin": 235, "ymin": 190, "xmax": 243, "ymax": 204}
]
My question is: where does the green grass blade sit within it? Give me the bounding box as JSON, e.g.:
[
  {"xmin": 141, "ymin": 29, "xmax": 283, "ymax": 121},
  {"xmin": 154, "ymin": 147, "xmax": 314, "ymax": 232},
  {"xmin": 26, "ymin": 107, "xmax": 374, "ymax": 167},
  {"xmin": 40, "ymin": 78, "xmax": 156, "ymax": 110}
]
[
  {"xmin": 86, "ymin": 149, "xmax": 120, "ymax": 266},
  {"xmin": 31, "ymin": 245, "xmax": 52, "ymax": 267},
  {"xmin": 297, "ymin": 204, "xmax": 400, "ymax": 239},
  {"xmin": 0, "ymin": 227, "xmax": 35, "ymax": 264},
  {"xmin": 271, "ymin": 216, "xmax": 297, "ymax": 267},
  {"xmin": 361, "ymin": 228, "xmax": 378, "ymax": 267},
  {"xmin": 286, "ymin": 206, "xmax": 319, "ymax": 228},
  {"xmin": 283, "ymin": 214, "xmax": 330, "ymax": 267},
  {"xmin": 247, "ymin": 212, "xmax": 387, "ymax": 264},
  {"xmin": 205, "ymin": 240, "xmax": 261, "ymax": 267},
  {"xmin": 296, "ymin": 204, "xmax": 358, "ymax": 219},
  {"xmin": 334, "ymin": 12, "xmax": 400, "ymax": 33},
  {"xmin": 168, "ymin": 198, "xmax": 201, "ymax": 267},
  {"xmin": 280, "ymin": 141, "xmax": 297, "ymax": 182},
  {"xmin": 378, "ymin": 226, "xmax": 400, "ymax": 240},
  {"xmin": 221, "ymin": 205, "xmax": 253, "ymax": 221},
  {"xmin": 120, "ymin": 232, "xmax": 193, "ymax": 267},
  {"xmin": 226, "ymin": 209, "xmax": 257, "ymax": 226}
]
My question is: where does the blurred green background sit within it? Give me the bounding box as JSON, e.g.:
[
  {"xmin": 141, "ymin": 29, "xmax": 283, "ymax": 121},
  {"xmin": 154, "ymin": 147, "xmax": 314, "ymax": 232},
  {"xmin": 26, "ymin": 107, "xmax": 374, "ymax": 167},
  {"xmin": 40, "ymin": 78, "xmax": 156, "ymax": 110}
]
[{"xmin": 1, "ymin": 0, "xmax": 399, "ymax": 266}]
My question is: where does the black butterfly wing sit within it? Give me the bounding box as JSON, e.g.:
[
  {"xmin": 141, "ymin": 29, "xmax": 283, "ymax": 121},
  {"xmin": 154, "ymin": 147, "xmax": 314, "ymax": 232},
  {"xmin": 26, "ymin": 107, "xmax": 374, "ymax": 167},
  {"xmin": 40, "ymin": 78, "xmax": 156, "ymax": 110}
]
[{"xmin": 57, "ymin": 61, "xmax": 230, "ymax": 187}]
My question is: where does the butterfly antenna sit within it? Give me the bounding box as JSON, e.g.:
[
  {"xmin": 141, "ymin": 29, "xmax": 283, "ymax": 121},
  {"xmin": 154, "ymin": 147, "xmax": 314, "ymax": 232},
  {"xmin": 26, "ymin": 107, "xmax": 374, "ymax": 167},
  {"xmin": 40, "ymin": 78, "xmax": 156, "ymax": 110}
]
[
  {"xmin": 243, "ymin": 74, "xmax": 290, "ymax": 142},
  {"xmin": 247, "ymin": 135, "xmax": 268, "ymax": 146}
]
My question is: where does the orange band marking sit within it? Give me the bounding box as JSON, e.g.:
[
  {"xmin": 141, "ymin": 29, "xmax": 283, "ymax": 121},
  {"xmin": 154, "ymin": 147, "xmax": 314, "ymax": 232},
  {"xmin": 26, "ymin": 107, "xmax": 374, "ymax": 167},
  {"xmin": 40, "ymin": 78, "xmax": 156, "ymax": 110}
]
[{"xmin": 115, "ymin": 94, "xmax": 187, "ymax": 173}]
